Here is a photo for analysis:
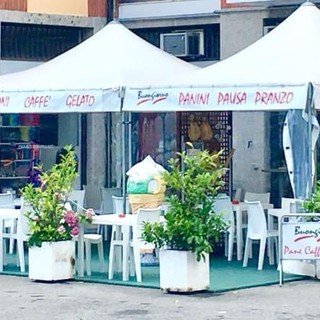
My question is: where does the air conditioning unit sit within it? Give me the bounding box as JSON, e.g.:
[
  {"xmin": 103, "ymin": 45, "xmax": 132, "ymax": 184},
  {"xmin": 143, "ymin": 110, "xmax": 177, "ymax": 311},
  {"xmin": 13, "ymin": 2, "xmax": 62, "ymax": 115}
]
[{"xmin": 160, "ymin": 31, "xmax": 204, "ymax": 57}]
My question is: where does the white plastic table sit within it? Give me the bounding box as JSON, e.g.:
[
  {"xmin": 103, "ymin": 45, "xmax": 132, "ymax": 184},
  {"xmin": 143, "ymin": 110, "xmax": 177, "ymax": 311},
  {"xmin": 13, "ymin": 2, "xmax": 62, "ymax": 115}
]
[{"xmin": 78, "ymin": 214, "xmax": 138, "ymax": 280}]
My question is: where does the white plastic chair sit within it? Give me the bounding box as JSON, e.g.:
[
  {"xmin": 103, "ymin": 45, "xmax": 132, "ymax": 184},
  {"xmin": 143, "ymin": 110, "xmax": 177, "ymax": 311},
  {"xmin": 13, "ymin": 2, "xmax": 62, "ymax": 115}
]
[
  {"xmin": 69, "ymin": 190, "xmax": 104, "ymax": 276},
  {"xmin": 281, "ymin": 197, "xmax": 304, "ymax": 213},
  {"xmin": 16, "ymin": 200, "xmax": 30, "ymax": 272},
  {"xmin": 243, "ymin": 200, "xmax": 278, "ymax": 270},
  {"xmin": 100, "ymin": 188, "xmax": 122, "ymax": 214},
  {"xmin": 0, "ymin": 192, "xmax": 16, "ymax": 254},
  {"xmin": 243, "ymin": 191, "xmax": 271, "ymax": 239},
  {"xmin": 233, "ymin": 188, "xmax": 243, "ymax": 202},
  {"xmin": 99, "ymin": 188, "xmax": 122, "ymax": 240},
  {"xmin": 213, "ymin": 195, "xmax": 235, "ymax": 261},
  {"xmin": 68, "ymin": 190, "xmax": 86, "ymax": 213},
  {"xmin": 2, "ymin": 199, "xmax": 29, "ymax": 272},
  {"xmin": 128, "ymin": 207, "xmax": 162, "ymax": 282},
  {"xmin": 112, "ymin": 195, "xmax": 130, "ymax": 215},
  {"xmin": 83, "ymin": 184, "xmax": 102, "ymax": 213},
  {"xmin": 244, "ymin": 192, "xmax": 270, "ymax": 204}
]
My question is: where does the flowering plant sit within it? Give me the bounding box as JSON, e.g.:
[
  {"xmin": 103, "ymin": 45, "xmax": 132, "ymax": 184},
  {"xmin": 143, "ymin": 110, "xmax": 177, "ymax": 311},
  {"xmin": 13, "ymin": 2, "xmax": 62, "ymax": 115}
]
[{"xmin": 20, "ymin": 145, "xmax": 94, "ymax": 247}]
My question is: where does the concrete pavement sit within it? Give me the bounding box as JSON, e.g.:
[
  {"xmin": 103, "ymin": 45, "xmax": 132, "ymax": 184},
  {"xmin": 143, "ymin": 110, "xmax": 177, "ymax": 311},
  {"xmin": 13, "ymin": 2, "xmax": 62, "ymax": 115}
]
[{"xmin": 0, "ymin": 275, "xmax": 320, "ymax": 319}]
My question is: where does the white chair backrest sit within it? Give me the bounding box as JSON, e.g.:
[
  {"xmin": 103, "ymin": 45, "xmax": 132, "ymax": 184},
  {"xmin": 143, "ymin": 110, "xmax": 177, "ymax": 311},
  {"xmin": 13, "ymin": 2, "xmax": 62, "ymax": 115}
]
[
  {"xmin": 101, "ymin": 188, "xmax": 122, "ymax": 214},
  {"xmin": 18, "ymin": 199, "xmax": 30, "ymax": 241},
  {"xmin": 68, "ymin": 190, "xmax": 86, "ymax": 213},
  {"xmin": 281, "ymin": 197, "xmax": 295, "ymax": 211},
  {"xmin": 134, "ymin": 206, "xmax": 162, "ymax": 247},
  {"xmin": 112, "ymin": 195, "xmax": 130, "ymax": 214},
  {"xmin": 244, "ymin": 192, "xmax": 270, "ymax": 204},
  {"xmin": 213, "ymin": 194, "xmax": 234, "ymax": 231},
  {"xmin": 234, "ymin": 188, "xmax": 243, "ymax": 202},
  {"xmin": 245, "ymin": 200, "xmax": 267, "ymax": 239},
  {"xmin": 0, "ymin": 192, "xmax": 15, "ymax": 208},
  {"xmin": 82, "ymin": 184, "xmax": 101, "ymax": 210}
]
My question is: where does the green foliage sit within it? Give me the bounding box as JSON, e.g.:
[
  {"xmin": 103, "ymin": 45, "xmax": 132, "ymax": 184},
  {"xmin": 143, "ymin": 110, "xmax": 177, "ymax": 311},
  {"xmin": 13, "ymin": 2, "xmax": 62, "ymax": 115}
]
[
  {"xmin": 20, "ymin": 145, "xmax": 92, "ymax": 247},
  {"xmin": 303, "ymin": 180, "xmax": 320, "ymax": 213},
  {"xmin": 142, "ymin": 146, "xmax": 228, "ymax": 262}
]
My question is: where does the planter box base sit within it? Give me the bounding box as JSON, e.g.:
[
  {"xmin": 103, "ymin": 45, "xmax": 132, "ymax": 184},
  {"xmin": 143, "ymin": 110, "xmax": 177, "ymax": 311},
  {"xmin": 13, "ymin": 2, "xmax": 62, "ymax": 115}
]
[
  {"xmin": 29, "ymin": 241, "xmax": 75, "ymax": 282},
  {"xmin": 159, "ymin": 250, "xmax": 209, "ymax": 293}
]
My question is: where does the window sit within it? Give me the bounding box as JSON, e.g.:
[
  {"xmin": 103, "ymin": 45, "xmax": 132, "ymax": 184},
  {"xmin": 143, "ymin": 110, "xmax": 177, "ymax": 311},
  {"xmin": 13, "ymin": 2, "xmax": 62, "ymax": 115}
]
[{"xmin": 1, "ymin": 22, "xmax": 93, "ymax": 61}]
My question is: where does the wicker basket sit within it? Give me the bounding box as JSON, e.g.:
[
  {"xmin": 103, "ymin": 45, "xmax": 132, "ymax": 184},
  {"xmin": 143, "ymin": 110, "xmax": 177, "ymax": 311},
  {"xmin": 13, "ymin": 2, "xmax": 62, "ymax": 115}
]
[{"xmin": 128, "ymin": 193, "xmax": 165, "ymax": 214}]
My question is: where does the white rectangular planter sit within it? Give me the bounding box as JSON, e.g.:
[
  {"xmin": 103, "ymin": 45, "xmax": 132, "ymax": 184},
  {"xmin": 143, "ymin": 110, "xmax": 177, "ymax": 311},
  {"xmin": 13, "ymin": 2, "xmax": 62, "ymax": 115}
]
[
  {"xmin": 29, "ymin": 240, "xmax": 75, "ymax": 281},
  {"xmin": 159, "ymin": 249, "xmax": 209, "ymax": 292}
]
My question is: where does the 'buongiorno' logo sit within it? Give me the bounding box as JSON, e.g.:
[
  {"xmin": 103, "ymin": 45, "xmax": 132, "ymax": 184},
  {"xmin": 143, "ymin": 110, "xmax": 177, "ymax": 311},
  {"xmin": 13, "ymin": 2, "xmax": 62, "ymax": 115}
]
[
  {"xmin": 137, "ymin": 90, "xmax": 168, "ymax": 105},
  {"xmin": 294, "ymin": 226, "xmax": 320, "ymax": 242}
]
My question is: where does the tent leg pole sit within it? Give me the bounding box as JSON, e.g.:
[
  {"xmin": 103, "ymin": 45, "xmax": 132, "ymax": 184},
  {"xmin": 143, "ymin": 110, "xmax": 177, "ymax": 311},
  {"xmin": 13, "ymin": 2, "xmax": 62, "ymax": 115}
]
[
  {"xmin": 307, "ymin": 82, "xmax": 314, "ymax": 199},
  {"xmin": 121, "ymin": 112, "xmax": 128, "ymax": 214},
  {"xmin": 120, "ymin": 87, "xmax": 128, "ymax": 214}
]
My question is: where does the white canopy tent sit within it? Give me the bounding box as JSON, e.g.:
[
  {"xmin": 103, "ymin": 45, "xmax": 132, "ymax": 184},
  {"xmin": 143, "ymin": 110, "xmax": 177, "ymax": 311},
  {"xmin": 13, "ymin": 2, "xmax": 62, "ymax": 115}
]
[
  {"xmin": 125, "ymin": 1, "xmax": 320, "ymax": 200},
  {"xmin": 0, "ymin": 21, "xmax": 198, "ymax": 113}
]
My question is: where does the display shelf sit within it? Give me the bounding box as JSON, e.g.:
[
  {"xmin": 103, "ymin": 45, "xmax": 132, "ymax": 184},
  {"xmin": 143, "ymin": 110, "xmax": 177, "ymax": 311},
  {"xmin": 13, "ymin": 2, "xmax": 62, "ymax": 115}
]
[
  {"xmin": 0, "ymin": 114, "xmax": 40, "ymax": 193},
  {"xmin": 0, "ymin": 142, "xmax": 31, "ymax": 145},
  {"xmin": 0, "ymin": 125, "xmax": 38, "ymax": 128},
  {"xmin": 0, "ymin": 176, "xmax": 29, "ymax": 179}
]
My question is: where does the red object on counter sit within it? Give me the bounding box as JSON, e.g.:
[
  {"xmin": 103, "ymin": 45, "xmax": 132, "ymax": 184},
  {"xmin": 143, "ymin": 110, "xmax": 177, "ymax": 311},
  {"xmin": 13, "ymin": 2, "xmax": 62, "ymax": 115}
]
[
  {"xmin": 232, "ymin": 200, "xmax": 240, "ymax": 204},
  {"xmin": 118, "ymin": 213, "xmax": 126, "ymax": 218}
]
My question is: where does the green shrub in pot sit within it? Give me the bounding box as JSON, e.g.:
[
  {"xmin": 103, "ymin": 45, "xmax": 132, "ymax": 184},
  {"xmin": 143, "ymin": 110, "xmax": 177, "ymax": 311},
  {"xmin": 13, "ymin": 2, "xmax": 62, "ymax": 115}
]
[{"xmin": 142, "ymin": 144, "xmax": 228, "ymax": 262}]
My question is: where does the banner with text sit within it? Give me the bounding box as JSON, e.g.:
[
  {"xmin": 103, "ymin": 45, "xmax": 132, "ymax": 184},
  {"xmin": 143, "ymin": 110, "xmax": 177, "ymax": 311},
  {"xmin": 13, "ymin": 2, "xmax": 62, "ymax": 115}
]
[
  {"xmin": 124, "ymin": 85, "xmax": 308, "ymax": 112},
  {"xmin": 0, "ymin": 89, "xmax": 121, "ymax": 113}
]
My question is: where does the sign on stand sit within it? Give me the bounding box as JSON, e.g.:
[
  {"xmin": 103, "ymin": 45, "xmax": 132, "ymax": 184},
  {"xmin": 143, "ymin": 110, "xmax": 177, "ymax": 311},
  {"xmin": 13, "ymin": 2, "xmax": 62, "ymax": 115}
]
[{"xmin": 279, "ymin": 213, "xmax": 320, "ymax": 285}]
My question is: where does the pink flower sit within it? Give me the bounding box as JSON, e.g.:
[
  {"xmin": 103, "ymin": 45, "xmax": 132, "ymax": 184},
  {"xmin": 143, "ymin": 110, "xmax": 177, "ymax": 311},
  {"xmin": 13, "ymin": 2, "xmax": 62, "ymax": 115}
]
[
  {"xmin": 57, "ymin": 225, "xmax": 65, "ymax": 234},
  {"xmin": 64, "ymin": 210, "xmax": 78, "ymax": 227},
  {"xmin": 71, "ymin": 226, "xmax": 80, "ymax": 236},
  {"xmin": 85, "ymin": 208, "xmax": 95, "ymax": 219}
]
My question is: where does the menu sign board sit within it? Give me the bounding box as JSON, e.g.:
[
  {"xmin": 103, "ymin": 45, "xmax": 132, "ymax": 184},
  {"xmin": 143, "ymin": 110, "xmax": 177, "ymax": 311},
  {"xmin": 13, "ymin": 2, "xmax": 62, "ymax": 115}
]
[{"xmin": 282, "ymin": 221, "xmax": 320, "ymax": 260}]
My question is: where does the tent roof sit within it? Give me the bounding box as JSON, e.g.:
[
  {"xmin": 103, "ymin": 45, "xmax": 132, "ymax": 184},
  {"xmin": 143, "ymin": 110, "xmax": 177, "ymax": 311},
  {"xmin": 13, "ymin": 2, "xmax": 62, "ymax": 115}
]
[
  {"xmin": 0, "ymin": 21, "xmax": 197, "ymax": 113},
  {"xmin": 184, "ymin": 1, "xmax": 320, "ymax": 87},
  {"xmin": 125, "ymin": 2, "xmax": 320, "ymax": 111}
]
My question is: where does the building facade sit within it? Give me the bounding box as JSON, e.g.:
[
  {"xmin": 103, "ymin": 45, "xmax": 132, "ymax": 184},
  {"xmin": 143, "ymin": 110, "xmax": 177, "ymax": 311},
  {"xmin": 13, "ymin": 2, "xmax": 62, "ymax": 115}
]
[{"xmin": 0, "ymin": 0, "xmax": 315, "ymax": 205}]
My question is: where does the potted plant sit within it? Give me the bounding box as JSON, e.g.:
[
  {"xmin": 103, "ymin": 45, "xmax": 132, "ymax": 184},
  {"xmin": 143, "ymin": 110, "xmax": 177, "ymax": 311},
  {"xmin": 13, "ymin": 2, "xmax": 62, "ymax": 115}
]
[
  {"xmin": 20, "ymin": 145, "xmax": 93, "ymax": 281},
  {"xmin": 142, "ymin": 145, "xmax": 228, "ymax": 292},
  {"xmin": 303, "ymin": 181, "xmax": 320, "ymax": 215}
]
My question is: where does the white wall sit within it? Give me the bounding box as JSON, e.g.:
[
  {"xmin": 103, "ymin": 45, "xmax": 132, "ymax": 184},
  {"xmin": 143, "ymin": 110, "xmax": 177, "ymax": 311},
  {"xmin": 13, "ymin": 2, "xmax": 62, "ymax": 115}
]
[
  {"xmin": 119, "ymin": 0, "xmax": 220, "ymax": 19},
  {"xmin": 220, "ymin": 8, "xmax": 271, "ymax": 194}
]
